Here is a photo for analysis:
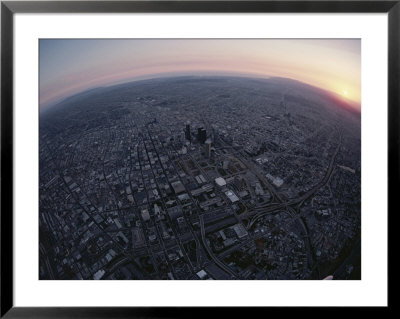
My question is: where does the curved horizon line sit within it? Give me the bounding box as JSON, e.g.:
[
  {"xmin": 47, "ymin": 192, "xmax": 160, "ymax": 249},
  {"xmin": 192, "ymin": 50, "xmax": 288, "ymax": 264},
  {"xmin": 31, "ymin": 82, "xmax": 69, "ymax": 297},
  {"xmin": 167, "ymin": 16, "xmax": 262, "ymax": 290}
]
[{"xmin": 40, "ymin": 71, "xmax": 360, "ymax": 111}]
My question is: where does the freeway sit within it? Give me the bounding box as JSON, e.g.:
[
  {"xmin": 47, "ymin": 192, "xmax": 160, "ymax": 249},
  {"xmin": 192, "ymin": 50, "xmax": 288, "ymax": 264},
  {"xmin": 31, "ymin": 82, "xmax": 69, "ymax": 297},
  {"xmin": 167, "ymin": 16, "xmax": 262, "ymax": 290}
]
[
  {"xmin": 247, "ymin": 130, "xmax": 342, "ymax": 229},
  {"xmin": 199, "ymin": 215, "xmax": 239, "ymax": 279}
]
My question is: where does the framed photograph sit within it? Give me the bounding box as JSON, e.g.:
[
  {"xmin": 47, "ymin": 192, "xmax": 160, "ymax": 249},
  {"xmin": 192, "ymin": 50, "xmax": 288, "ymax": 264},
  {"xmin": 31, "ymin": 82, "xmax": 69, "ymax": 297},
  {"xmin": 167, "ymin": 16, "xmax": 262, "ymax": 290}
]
[{"xmin": 1, "ymin": 0, "xmax": 395, "ymax": 316}]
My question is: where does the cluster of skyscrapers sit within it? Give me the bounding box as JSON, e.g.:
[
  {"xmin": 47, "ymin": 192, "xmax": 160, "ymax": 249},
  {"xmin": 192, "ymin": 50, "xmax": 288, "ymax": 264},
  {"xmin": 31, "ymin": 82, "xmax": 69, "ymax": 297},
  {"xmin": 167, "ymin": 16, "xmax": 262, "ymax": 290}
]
[{"xmin": 39, "ymin": 76, "xmax": 361, "ymax": 280}]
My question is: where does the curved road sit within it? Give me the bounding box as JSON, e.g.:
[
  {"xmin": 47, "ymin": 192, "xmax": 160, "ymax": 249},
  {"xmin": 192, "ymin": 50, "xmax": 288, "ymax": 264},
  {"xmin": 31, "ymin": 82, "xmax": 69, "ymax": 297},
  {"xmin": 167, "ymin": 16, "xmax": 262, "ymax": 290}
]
[
  {"xmin": 247, "ymin": 131, "xmax": 342, "ymax": 229},
  {"xmin": 199, "ymin": 215, "xmax": 239, "ymax": 279}
]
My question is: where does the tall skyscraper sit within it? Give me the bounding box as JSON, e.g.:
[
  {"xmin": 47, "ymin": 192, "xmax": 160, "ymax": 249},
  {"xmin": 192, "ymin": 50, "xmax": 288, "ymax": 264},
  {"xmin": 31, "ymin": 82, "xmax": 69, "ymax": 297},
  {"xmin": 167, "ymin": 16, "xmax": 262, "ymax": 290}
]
[
  {"xmin": 197, "ymin": 127, "xmax": 207, "ymax": 144},
  {"xmin": 185, "ymin": 122, "xmax": 191, "ymax": 142}
]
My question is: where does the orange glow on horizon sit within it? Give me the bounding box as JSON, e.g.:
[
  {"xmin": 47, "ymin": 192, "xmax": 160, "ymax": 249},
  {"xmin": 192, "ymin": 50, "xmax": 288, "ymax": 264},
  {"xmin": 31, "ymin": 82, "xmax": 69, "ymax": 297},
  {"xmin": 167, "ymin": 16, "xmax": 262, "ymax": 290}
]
[{"xmin": 40, "ymin": 39, "xmax": 361, "ymax": 110}]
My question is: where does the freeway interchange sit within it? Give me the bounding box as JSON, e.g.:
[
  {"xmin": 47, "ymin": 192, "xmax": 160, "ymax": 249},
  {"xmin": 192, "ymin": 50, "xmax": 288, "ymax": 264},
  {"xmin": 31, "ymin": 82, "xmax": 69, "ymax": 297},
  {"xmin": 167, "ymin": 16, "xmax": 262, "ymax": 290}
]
[{"xmin": 39, "ymin": 77, "xmax": 361, "ymax": 280}]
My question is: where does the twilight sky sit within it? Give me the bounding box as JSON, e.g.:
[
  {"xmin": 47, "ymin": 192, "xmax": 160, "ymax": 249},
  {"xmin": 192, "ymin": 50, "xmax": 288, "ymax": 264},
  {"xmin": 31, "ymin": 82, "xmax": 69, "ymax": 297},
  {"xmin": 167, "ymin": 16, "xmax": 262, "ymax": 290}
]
[{"xmin": 39, "ymin": 39, "xmax": 361, "ymax": 109}]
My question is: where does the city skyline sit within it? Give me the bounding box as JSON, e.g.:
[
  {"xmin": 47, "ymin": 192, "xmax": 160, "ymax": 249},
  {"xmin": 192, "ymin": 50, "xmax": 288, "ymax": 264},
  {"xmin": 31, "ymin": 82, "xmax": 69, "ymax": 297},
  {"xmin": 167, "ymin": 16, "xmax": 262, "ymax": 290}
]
[
  {"xmin": 39, "ymin": 39, "xmax": 361, "ymax": 280},
  {"xmin": 40, "ymin": 39, "xmax": 361, "ymax": 110},
  {"xmin": 39, "ymin": 76, "xmax": 361, "ymax": 280}
]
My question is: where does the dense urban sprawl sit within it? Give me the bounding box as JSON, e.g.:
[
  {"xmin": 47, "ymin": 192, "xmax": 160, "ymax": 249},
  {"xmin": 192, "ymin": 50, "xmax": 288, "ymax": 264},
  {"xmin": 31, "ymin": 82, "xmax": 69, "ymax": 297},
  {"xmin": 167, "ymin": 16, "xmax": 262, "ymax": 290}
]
[{"xmin": 39, "ymin": 77, "xmax": 361, "ymax": 280}]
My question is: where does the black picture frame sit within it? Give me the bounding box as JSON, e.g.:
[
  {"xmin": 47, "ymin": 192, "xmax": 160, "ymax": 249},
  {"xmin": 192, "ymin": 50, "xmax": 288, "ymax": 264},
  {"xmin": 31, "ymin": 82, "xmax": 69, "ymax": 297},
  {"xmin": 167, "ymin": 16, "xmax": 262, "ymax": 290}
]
[{"xmin": 1, "ymin": 0, "xmax": 396, "ymax": 317}]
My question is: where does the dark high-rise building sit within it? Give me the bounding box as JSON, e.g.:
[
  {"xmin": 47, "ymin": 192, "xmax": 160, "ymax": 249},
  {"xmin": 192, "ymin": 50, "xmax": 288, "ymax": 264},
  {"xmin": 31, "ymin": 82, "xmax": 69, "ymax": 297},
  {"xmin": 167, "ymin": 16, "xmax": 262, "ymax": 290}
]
[
  {"xmin": 197, "ymin": 127, "xmax": 207, "ymax": 144},
  {"xmin": 185, "ymin": 123, "xmax": 191, "ymax": 142}
]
